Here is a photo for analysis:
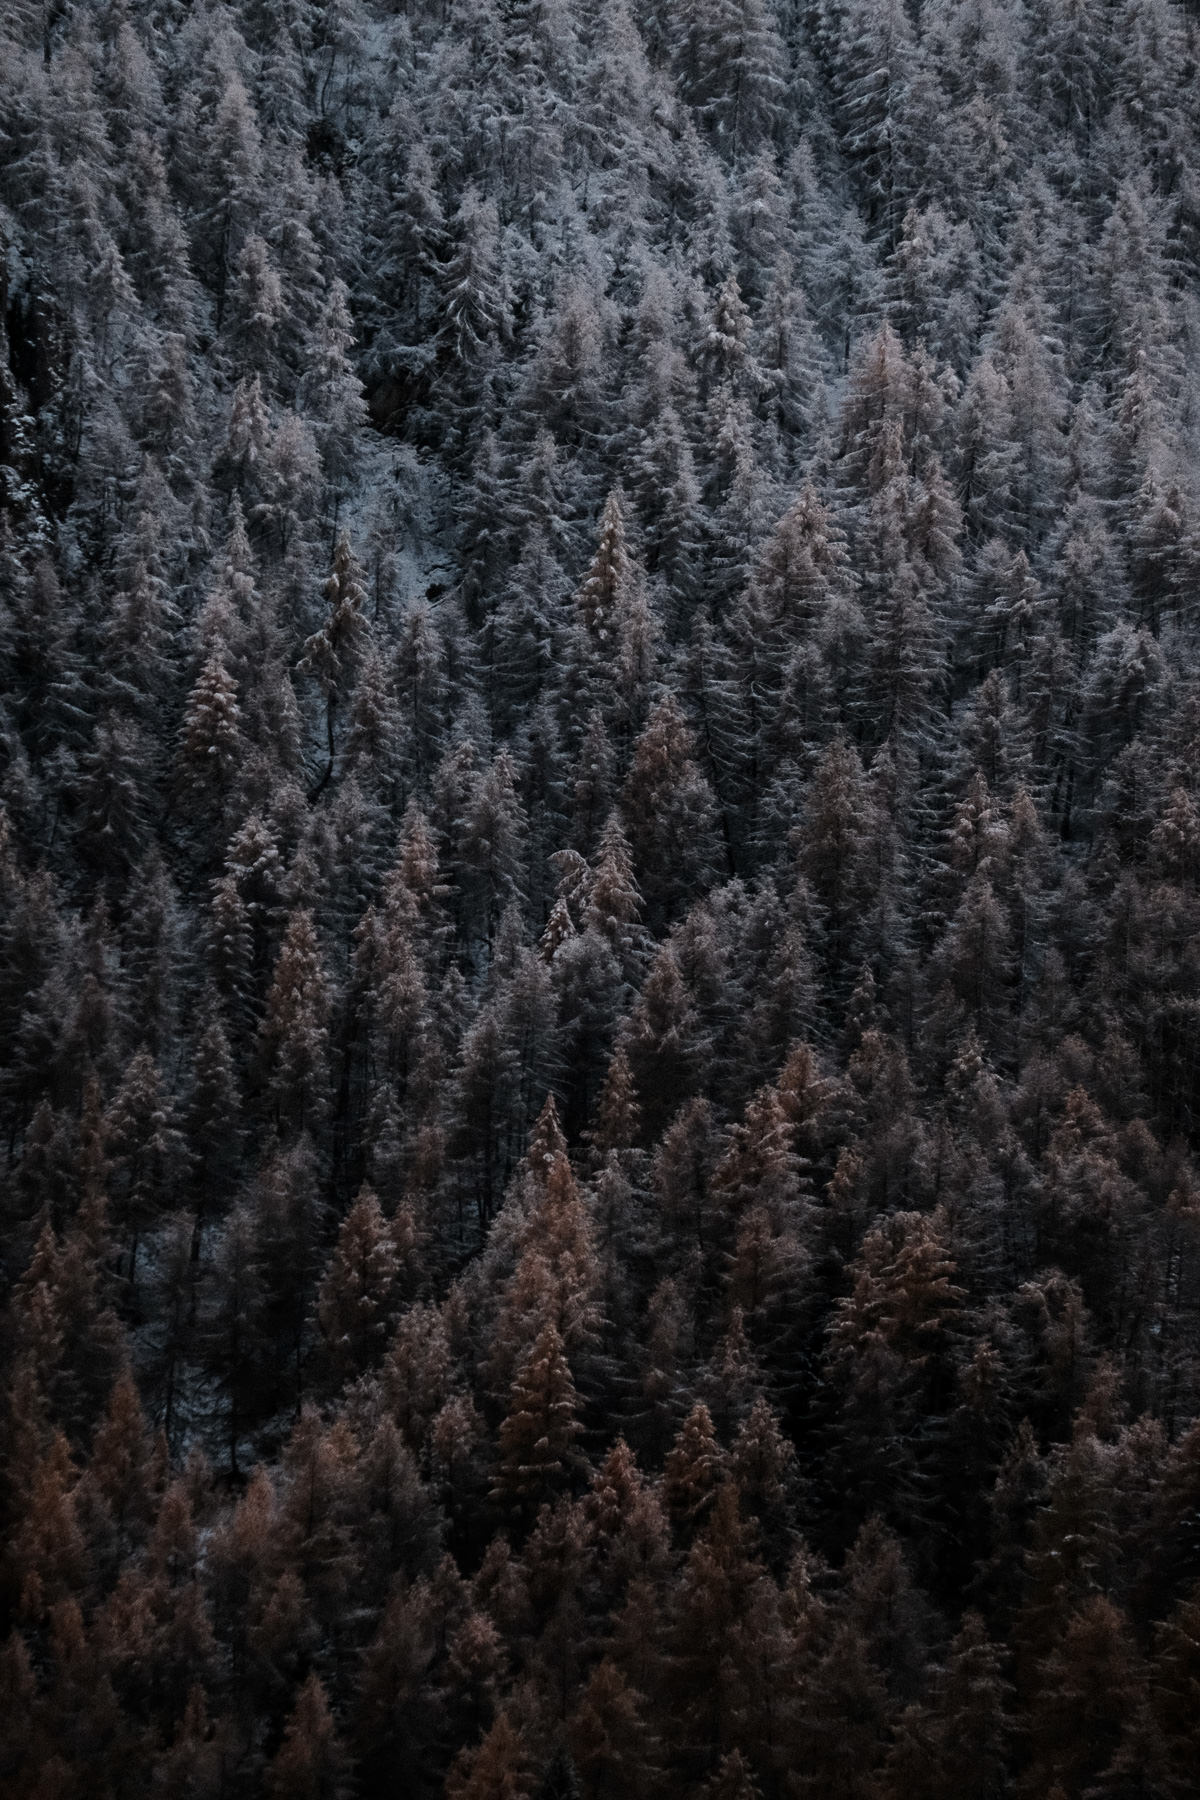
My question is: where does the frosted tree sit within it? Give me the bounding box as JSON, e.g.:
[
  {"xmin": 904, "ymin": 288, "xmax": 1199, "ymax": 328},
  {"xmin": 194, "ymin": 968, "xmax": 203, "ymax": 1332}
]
[{"xmin": 298, "ymin": 529, "xmax": 370, "ymax": 794}]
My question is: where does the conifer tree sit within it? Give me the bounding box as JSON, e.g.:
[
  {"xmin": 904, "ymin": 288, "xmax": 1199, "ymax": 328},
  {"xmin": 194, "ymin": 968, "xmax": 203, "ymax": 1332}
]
[
  {"xmin": 266, "ymin": 1670, "xmax": 351, "ymax": 1800},
  {"xmin": 621, "ymin": 694, "xmax": 721, "ymax": 930},
  {"xmin": 104, "ymin": 1046, "xmax": 186, "ymax": 1290},
  {"xmin": 316, "ymin": 1186, "xmax": 403, "ymax": 1380},
  {"xmin": 882, "ymin": 1612, "xmax": 1011, "ymax": 1800},
  {"xmin": 299, "ymin": 530, "xmax": 370, "ymax": 796},
  {"xmin": 494, "ymin": 1321, "xmax": 584, "ymax": 1510},
  {"xmin": 567, "ymin": 1657, "xmax": 661, "ymax": 1800},
  {"xmin": 568, "ymin": 490, "xmax": 658, "ymax": 747},
  {"xmin": 445, "ymin": 1712, "xmax": 533, "ymax": 1800},
  {"xmin": 259, "ymin": 909, "xmax": 331, "ymax": 1136}
]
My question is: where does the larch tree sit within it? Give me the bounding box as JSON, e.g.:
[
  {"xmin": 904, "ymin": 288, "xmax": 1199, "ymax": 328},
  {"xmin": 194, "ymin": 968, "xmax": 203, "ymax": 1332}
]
[
  {"xmin": 266, "ymin": 1670, "xmax": 351, "ymax": 1800},
  {"xmin": 259, "ymin": 908, "xmax": 332, "ymax": 1137},
  {"xmin": 6, "ymin": 0, "xmax": 1200, "ymax": 1792},
  {"xmin": 316, "ymin": 1186, "xmax": 404, "ymax": 1381},
  {"xmin": 493, "ymin": 1320, "xmax": 585, "ymax": 1511}
]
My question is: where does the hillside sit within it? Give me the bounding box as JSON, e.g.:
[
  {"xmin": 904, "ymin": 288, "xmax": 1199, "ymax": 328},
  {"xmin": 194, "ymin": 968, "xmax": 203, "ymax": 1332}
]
[{"xmin": 4, "ymin": 2, "xmax": 1200, "ymax": 1795}]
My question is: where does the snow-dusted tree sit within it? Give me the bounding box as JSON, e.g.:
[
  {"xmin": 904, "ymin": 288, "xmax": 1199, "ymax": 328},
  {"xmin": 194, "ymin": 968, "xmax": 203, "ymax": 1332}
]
[
  {"xmin": 567, "ymin": 488, "xmax": 659, "ymax": 748},
  {"xmin": 298, "ymin": 529, "xmax": 370, "ymax": 794}
]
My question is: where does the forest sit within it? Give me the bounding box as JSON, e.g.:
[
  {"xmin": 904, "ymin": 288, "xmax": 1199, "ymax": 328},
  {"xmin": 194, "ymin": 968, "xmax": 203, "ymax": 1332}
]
[{"xmin": 3, "ymin": 0, "xmax": 1200, "ymax": 1793}]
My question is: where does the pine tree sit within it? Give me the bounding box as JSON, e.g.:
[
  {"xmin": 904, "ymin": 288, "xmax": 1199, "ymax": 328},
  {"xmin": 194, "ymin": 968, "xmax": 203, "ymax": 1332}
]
[
  {"xmin": 493, "ymin": 1321, "xmax": 584, "ymax": 1510},
  {"xmin": 882, "ymin": 1612, "xmax": 1011, "ymax": 1800},
  {"xmin": 363, "ymin": 112, "xmax": 445, "ymax": 362},
  {"xmin": 1025, "ymin": 1596, "xmax": 1147, "ymax": 1799},
  {"xmin": 7, "ymin": 1429, "xmax": 89, "ymax": 1627},
  {"xmin": 674, "ymin": 0, "xmax": 786, "ymax": 160},
  {"xmin": 299, "ymin": 530, "xmax": 370, "ymax": 795},
  {"xmin": 445, "ymin": 1712, "xmax": 533, "ymax": 1800},
  {"xmin": 663, "ymin": 1400, "xmax": 726, "ymax": 1533},
  {"xmin": 567, "ymin": 490, "xmax": 658, "ymax": 748},
  {"xmin": 795, "ymin": 736, "xmax": 878, "ymax": 985},
  {"xmin": 259, "ymin": 909, "xmax": 331, "ymax": 1135},
  {"xmin": 486, "ymin": 1148, "xmax": 601, "ymax": 1401},
  {"xmin": 104, "ymin": 1046, "xmax": 186, "ymax": 1292},
  {"xmin": 83, "ymin": 1362, "xmax": 157, "ymax": 1559},
  {"xmin": 665, "ymin": 1482, "xmax": 780, "ymax": 1779},
  {"xmin": 178, "ymin": 640, "xmax": 244, "ymax": 844},
  {"xmin": 567, "ymin": 1657, "xmax": 662, "ymax": 1800},
  {"xmin": 826, "ymin": 1207, "xmax": 966, "ymax": 1537},
  {"xmin": 436, "ymin": 184, "xmax": 510, "ymax": 449},
  {"xmin": 301, "ymin": 277, "xmax": 368, "ymax": 498},
  {"xmin": 629, "ymin": 404, "xmax": 703, "ymax": 616},
  {"xmin": 620, "ymin": 694, "xmax": 722, "ymax": 931},
  {"xmin": 316, "ymin": 1186, "xmax": 403, "ymax": 1380},
  {"xmin": 184, "ymin": 64, "xmax": 266, "ymax": 328},
  {"xmin": 620, "ymin": 941, "xmax": 710, "ymax": 1140},
  {"xmin": 226, "ymin": 231, "xmax": 285, "ymax": 380},
  {"xmin": 834, "ymin": 0, "xmax": 925, "ymax": 252},
  {"xmin": 266, "ymin": 1671, "xmax": 350, "ymax": 1800}
]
